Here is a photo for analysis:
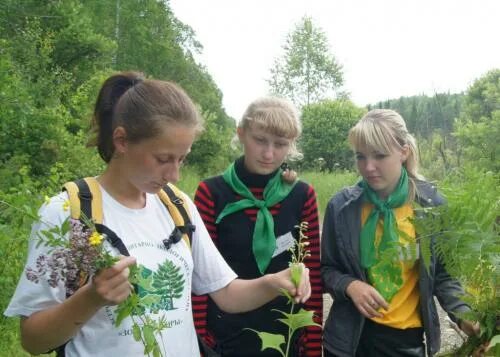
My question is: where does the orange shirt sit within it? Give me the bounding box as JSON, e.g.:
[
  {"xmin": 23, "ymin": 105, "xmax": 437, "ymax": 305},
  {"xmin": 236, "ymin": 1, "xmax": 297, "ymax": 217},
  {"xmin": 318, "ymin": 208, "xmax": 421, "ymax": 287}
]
[{"xmin": 361, "ymin": 202, "xmax": 422, "ymax": 328}]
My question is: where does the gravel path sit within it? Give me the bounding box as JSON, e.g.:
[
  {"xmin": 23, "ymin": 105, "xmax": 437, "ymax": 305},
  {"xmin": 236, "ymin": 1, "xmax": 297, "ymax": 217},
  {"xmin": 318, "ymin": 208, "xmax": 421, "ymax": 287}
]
[{"xmin": 322, "ymin": 294, "xmax": 465, "ymax": 354}]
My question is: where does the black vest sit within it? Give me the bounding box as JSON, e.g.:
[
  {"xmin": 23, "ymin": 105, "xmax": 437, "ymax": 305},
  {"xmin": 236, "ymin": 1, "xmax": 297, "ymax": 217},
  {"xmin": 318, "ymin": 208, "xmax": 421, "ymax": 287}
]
[{"xmin": 203, "ymin": 162, "xmax": 310, "ymax": 356}]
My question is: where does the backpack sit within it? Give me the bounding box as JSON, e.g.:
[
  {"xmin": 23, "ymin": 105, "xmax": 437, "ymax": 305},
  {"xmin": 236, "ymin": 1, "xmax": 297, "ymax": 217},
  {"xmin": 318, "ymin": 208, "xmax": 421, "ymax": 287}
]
[
  {"xmin": 63, "ymin": 177, "xmax": 195, "ymax": 255},
  {"xmin": 53, "ymin": 177, "xmax": 218, "ymax": 357}
]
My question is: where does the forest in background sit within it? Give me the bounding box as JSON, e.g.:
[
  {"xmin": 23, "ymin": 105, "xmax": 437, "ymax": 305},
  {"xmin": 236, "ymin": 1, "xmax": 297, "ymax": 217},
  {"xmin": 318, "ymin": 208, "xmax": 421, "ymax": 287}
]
[{"xmin": 0, "ymin": 1, "xmax": 498, "ymax": 355}]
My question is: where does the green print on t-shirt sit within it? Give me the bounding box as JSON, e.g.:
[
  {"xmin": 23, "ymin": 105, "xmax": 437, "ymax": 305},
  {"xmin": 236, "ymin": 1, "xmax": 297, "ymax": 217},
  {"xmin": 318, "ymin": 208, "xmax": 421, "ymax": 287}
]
[{"xmin": 134, "ymin": 260, "xmax": 185, "ymax": 313}]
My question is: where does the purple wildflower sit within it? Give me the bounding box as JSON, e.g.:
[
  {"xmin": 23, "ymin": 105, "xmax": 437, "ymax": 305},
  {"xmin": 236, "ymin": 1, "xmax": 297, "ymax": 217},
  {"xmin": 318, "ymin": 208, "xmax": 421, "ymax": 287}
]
[{"xmin": 26, "ymin": 218, "xmax": 110, "ymax": 294}]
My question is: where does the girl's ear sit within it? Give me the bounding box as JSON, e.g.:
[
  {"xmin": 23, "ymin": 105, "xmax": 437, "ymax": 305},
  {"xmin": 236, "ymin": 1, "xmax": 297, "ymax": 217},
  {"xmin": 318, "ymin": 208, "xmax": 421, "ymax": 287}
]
[
  {"xmin": 400, "ymin": 144, "xmax": 410, "ymax": 163},
  {"xmin": 236, "ymin": 126, "xmax": 245, "ymax": 142},
  {"xmin": 113, "ymin": 126, "xmax": 128, "ymax": 154}
]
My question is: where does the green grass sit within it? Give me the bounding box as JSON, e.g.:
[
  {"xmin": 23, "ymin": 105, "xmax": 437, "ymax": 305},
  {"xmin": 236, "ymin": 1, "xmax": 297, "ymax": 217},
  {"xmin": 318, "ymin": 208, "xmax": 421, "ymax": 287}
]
[
  {"xmin": 301, "ymin": 170, "xmax": 358, "ymax": 222},
  {"xmin": 176, "ymin": 165, "xmax": 203, "ymax": 198}
]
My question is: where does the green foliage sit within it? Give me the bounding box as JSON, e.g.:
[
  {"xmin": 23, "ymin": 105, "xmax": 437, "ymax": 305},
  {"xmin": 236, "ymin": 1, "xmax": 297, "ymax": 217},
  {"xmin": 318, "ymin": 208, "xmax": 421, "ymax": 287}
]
[
  {"xmin": 0, "ymin": 166, "xmax": 65, "ymax": 356},
  {"xmin": 418, "ymin": 131, "xmax": 459, "ymax": 180},
  {"xmin": 0, "ymin": 181, "xmax": 45, "ymax": 356},
  {"xmin": 0, "ymin": 0, "xmax": 231, "ymax": 185},
  {"xmin": 189, "ymin": 111, "xmax": 237, "ymax": 176},
  {"xmin": 370, "ymin": 92, "xmax": 464, "ymax": 139},
  {"xmin": 454, "ymin": 69, "xmax": 500, "ymax": 172},
  {"xmin": 460, "ymin": 69, "xmax": 500, "ymax": 122},
  {"xmin": 300, "ymin": 100, "xmax": 365, "ymax": 171},
  {"xmin": 454, "ymin": 111, "xmax": 500, "ymax": 172},
  {"xmin": 83, "ymin": 0, "xmax": 231, "ymax": 128},
  {"xmin": 175, "ymin": 166, "xmax": 202, "ymax": 199},
  {"xmin": 268, "ymin": 16, "xmax": 344, "ymax": 107},
  {"xmin": 414, "ymin": 168, "xmax": 499, "ymax": 355}
]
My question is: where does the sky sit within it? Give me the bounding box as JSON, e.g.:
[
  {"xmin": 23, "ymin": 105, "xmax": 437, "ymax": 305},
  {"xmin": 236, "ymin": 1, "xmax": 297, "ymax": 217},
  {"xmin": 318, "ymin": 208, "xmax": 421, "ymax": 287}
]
[{"xmin": 170, "ymin": 0, "xmax": 500, "ymax": 120}]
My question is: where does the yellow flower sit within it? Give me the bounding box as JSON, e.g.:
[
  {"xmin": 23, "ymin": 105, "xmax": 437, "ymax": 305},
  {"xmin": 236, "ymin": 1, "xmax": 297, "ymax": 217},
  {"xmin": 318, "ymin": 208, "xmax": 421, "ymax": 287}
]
[
  {"xmin": 62, "ymin": 200, "xmax": 70, "ymax": 212},
  {"xmin": 89, "ymin": 232, "xmax": 104, "ymax": 246}
]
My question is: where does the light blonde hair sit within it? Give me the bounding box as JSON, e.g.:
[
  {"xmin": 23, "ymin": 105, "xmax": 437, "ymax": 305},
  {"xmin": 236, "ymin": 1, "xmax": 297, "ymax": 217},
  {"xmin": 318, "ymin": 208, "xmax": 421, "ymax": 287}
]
[
  {"xmin": 236, "ymin": 96, "xmax": 303, "ymax": 160},
  {"xmin": 348, "ymin": 109, "xmax": 423, "ymax": 201}
]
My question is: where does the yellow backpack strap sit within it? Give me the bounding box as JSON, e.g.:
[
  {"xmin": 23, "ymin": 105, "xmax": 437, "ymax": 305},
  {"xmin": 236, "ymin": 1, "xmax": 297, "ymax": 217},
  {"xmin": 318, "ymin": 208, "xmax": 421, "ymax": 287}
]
[
  {"xmin": 62, "ymin": 177, "xmax": 103, "ymax": 224},
  {"xmin": 158, "ymin": 183, "xmax": 194, "ymax": 249},
  {"xmin": 83, "ymin": 177, "xmax": 103, "ymax": 224},
  {"xmin": 63, "ymin": 181, "xmax": 81, "ymax": 220}
]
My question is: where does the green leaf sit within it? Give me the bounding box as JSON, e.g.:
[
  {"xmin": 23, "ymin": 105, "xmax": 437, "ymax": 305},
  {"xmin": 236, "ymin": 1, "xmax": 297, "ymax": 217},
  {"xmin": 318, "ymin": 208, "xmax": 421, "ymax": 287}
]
[
  {"xmin": 132, "ymin": 323, "xmax": 142, "ymax": 342},
  {"xmin": 60, "ymin": 217, "xmax": 71, "ymax": 235},
  {"xmin": 140, "ymin": 294, "xmax": 161, "ymax": 307},
  {"xmin": 279, "ymin": 288, "xmax": 293, "ymax": 303},
  {"xmin": 115, "ymin": 294, "xmax": 139, "ymax": 326},
  {"xmin": 143, "ymin": 324, "xmax": 156, "ymax": 352},
  {"xmin": 245, "ymin": 329, "xmax": 285, "ymax": 355},
  {"xmin": 153, "ymin": 344, "xmax": 161, "ymax": 357},
  {"xmin": 115, "ymin": 304, "xmax": 132, "ymax": 327},
  {"xmin": 275, "ymin": 308, "xmax": 321, "ymax": 332},
  {"xmin": 489, "ymin": 335, "xmax": 500, "ymax": 348}
]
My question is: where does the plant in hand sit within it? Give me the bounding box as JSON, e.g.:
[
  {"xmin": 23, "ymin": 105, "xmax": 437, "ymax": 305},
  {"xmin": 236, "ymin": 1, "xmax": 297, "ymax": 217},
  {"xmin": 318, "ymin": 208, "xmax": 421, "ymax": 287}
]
[
  {"xmin": 248, "ymin": 222, "xmax": 320, "ymax": 357},
  {"xmin": 26, "ymin": 202, "xmax": 170, "ymax": 357}
]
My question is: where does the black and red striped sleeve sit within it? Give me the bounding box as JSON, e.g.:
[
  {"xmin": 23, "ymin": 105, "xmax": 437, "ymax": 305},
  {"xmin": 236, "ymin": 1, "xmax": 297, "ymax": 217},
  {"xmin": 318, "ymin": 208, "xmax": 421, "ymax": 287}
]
[
  {"xmin": 192, "ymin": 181, "xmax": 217, "ymax": 348},
  {"xmin": 301, "ymin": 184, "xmax": 323, "ymax": 356}
]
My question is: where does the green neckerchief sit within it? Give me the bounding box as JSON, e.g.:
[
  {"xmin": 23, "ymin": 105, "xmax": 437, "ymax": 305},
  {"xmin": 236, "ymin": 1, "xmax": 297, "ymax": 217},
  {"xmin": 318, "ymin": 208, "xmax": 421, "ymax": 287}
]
[
  {"xmin": 216, "ymin": 162, "xmax": 297, "ymax": 274},
  {"xmin": 359, "ymin": 167, "xmax": 409, "ymax": 302}
]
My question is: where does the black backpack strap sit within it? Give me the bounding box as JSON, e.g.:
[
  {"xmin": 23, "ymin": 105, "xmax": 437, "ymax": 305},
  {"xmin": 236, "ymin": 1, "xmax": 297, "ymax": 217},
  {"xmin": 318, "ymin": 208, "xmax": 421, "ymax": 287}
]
[
  {"xmin": 162, "ymin": 184, "xmax": 196, "ymax": 244},
  {"xmin": 77, "ymin": 180, "xmax": 129, "ymax": 255},
  {"xmin": 95, "ymin": 223, "xmax": 130, "ymax": 256},
  {"xmin": 74, "ymin": 179, "xmax": 93, "ymax": 222}
]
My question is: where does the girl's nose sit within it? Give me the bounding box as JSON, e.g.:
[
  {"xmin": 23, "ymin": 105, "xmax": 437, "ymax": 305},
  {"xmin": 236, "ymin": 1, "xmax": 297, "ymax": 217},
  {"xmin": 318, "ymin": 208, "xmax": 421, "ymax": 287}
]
[
  {"xmin": 262, "ymin": 144, "xmax": 274, "ymax": 160},
  {"xmin": 365, "ymin": 159, "xmax": 376, "ymax": 171},
  {"xmin": 164, "ymin": 163, "xmax": 181, "ymax": 184}
]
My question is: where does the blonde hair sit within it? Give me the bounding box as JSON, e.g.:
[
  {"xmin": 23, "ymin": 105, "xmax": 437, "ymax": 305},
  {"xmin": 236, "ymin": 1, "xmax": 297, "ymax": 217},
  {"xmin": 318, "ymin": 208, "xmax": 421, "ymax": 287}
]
[
  {"xmin": 236, "ymin": 97, "xmax": 303, "ymax": 160},
  {"xmin": 348, "ymin": 109, "xmax": 423, "ymax": 201}
]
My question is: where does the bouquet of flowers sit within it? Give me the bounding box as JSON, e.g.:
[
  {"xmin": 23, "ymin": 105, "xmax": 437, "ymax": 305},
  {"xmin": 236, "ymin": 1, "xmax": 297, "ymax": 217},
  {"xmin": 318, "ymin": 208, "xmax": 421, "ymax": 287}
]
[
  {"xmin": 26, "ymin": 218, "xmax": 116, "ymax": 295},
  {"xmin": 26, "ymin": 203, "xmax": 168, "ymax": 357}
]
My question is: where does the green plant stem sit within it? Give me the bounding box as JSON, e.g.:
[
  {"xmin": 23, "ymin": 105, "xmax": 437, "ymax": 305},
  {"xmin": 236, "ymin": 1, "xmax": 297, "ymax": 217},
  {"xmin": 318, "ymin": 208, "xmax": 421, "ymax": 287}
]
[
  {"xmin": 159, "ymin": 329, "xmax": 167, "ymax": 356},
  {"xmin": 0, "ymin": 199, "xmax": 40, "ymax": 221},
  {"xmin": 133, "ymin": 315, "xmax": 154, "ymax": 357},
  {"xmin": 284, "ymin": 300, "xmax": 295, "ymax": 357}
]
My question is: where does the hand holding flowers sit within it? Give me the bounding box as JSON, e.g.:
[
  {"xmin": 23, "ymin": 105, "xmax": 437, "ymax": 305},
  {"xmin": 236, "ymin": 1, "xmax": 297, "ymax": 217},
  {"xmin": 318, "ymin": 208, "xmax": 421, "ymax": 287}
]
[
  {"xmin": 25, "ymin": 202, "xmax": 168, "ymax": 357},
  {"xmin": 89, "ymin": 255, "xmax": 137, "ymax": 307}
]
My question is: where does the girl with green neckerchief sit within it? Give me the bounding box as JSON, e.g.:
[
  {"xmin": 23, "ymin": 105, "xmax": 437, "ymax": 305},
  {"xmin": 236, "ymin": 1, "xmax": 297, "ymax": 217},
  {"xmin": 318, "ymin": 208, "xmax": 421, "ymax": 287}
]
[
  {"xmin": 321, "ymin": 109, "xmax": 478, "ymax": 357},
  {"xmin": 192, "ymin": 97, "xmax": 323, "ymax": 356}
]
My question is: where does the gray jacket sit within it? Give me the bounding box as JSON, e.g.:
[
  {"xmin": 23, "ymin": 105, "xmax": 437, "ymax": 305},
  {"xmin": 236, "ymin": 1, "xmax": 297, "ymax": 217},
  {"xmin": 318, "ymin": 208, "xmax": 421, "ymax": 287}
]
[{"xmin": 321, "ymin": 180, "xmax": 470, "ymax": 356}]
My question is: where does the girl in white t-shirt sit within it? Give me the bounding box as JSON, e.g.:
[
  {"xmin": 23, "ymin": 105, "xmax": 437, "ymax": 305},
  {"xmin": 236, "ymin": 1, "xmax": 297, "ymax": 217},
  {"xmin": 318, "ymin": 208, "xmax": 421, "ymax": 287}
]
[{"xmin": 5, "ymin": 72, "xmax": 311, "ymax": 357}]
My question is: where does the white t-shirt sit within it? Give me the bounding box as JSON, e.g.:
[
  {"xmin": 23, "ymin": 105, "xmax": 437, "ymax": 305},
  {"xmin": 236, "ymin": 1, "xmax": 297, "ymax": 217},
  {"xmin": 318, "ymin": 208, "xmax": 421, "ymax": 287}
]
[{"xmin": 5, "ymin": 186, "xmax": 237, "ymax": 357}]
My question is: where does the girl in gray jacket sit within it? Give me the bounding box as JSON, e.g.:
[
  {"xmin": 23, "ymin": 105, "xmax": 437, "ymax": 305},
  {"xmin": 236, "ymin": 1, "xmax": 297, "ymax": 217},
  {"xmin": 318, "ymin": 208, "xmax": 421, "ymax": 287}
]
[{"xmin": 321, "ymin": 109, "xmax": 477, "ymax": 356}]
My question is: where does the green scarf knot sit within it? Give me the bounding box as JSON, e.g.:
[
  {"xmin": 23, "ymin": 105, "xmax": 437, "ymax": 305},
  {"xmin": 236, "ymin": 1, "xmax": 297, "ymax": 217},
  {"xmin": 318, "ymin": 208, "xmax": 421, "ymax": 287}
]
[
  {"xmin": 217, "ymin": 162, "xmax": 297, "ymax": 274},
  {"xmin": 359, "ymin": 167, "xmax": 409, "ymax": 302},
  {"xmin": 254, "ymin": 200, "xmax": 266, "ymax": 209}
]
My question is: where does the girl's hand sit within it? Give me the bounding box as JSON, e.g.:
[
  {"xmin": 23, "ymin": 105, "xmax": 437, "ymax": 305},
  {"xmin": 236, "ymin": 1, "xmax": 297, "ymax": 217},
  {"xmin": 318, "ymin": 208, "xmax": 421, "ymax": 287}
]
[
  {"xmin": 460, "ymin": 320, "xmax": 480, "ymax": 337},
  {"xmin": 471, "ymin": 341, "xmax": 489, "ymax": 357},
  {"xmin": 89, "ymin": 256, "xmax": 136, "ymax": 306},
  {"xmin": 346, "ymin": 280, "xmax": 389, "ymax": 318},
  {"xmin": 272, "ymin": 263, "xmax": 311, "ymax": 303}
]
